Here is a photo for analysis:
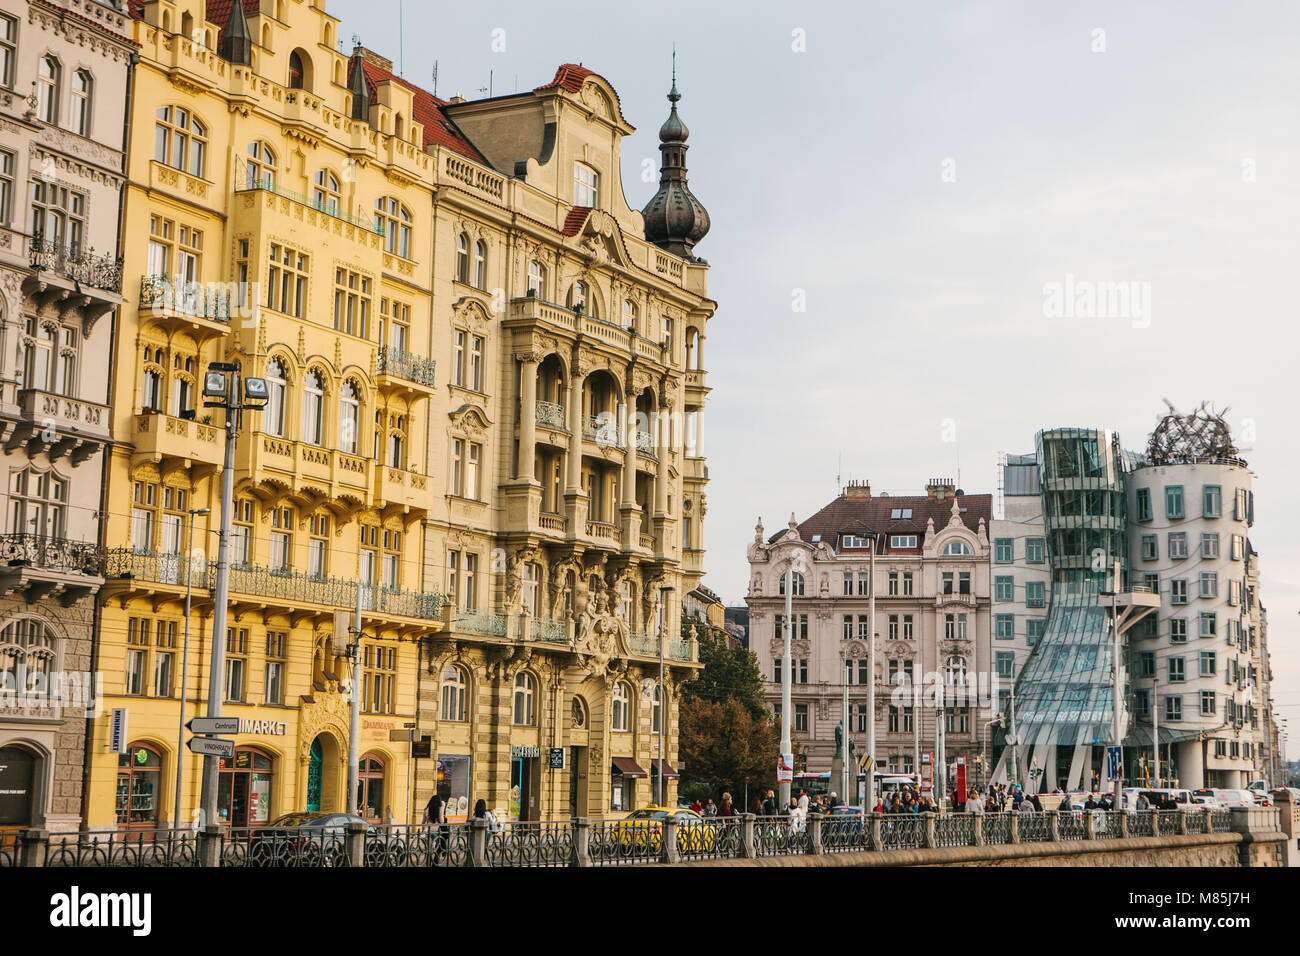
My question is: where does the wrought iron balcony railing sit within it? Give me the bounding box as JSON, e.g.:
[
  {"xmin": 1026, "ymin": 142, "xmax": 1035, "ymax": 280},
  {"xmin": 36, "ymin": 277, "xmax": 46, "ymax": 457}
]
[
  {"xmin": 104, "ymin": 549, "xmax": 444, "ymax": 620},
  {"xmin": 453, "ymin": 611, "xmax": 508, "ymax": 637},
  {"xmin": 377, "ymin": 345, "xmax": 437, "ymax": 387},
  {"xmin": 0, "ymin": 534, "xmax": 104, "ymax": 576},
  {"xmin": 138, "ymin": 275, "xmax": 232, "ymax": 322},
  {"xmin": 635, "ymin": 431, "xmax": 655, "ymax": 456},
  {"xmin": 28, "ymin": 237, "xmax": 123, "ymax": 293}
]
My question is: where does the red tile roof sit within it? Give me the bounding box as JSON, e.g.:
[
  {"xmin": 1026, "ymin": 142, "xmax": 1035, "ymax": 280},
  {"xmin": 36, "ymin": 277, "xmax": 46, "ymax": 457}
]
[
  {"xmin": 562, "ymin": 206, "xmax": 592, "ymax": 237},
  {"xmin": 359, "ymin": 60, "xmax": 486, "ymax": 163},
  {"xmin": 781, "ymin": 493, "xmax": 993, "ymax": 553},
  {"xmin": 203, "ymin": 0, "xmax": 259, "ymax": 28},
  {"xmin": 535, "ymin": 63, "xmax": 597, "ymax": 93}
]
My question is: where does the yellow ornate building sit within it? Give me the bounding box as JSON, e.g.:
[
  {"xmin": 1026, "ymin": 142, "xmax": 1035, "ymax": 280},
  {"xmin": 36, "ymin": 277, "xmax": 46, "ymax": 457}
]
[{"xmin": 86, "ymin": 0, "xmax": 713, "ymax": 829}]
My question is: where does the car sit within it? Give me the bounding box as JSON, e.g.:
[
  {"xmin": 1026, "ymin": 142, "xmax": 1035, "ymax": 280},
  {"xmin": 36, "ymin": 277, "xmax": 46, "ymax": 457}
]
[
  {"xmin": 1211, "ymin": 788, "xmax": 1256, "ymax": 808},
  {"xmin": 822, "ymin": 805, "xmax": 866, "ymax": 837},
  {"xmin": 1270, "ymin": 786, "xmax": 1300, "ymax": 802},
  {"xmin": 610, "ymin": 806, "xmax": 717, "ymax": 853},
  {"xmin": 1191, "ymin": 789, "xmax": 1222, "ymax": 807},
  {"xmin": 242, "ymin": 812, "xmax": 375, "ymax": 867}
]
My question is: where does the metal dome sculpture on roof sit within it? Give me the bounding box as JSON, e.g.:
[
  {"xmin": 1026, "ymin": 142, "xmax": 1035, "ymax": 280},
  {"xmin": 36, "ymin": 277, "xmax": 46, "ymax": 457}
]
[
  {"xmin": 642, "ymin": 53, "xmax": 710, "ymax": 259},
  {"xmin": 1146, "ymin": 399, "xmax": 1242, "ymax": 465}
]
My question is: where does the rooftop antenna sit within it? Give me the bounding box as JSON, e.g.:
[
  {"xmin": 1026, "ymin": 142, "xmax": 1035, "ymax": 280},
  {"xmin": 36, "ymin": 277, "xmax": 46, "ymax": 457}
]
[
  {"xmin": 432, "ymin": 60, "xmax": 438, "ymax": 97},
  {"xmin": 398, "ymin": 0, "xmax": 404, "ymax": 76},
  {"xmin": 490, "ymin": 69, "xmax": 493, "ymax": 98}
]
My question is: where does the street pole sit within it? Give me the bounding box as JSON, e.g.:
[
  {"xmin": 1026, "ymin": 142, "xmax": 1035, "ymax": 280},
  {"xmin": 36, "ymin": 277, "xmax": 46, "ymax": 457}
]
[
  {"xmin": 936, "ymin": 683, "xmax": 946, "ymax": 807},
  {"xmin": 912, "ymin": 679, "xmax": 920, "ymax": 792},
  {"xmin": 1111, "ymin": 573, "xmax": 1122, "ymax": 810},
  {"xmin": 173, "ymin": 507, "xmax": 209, "ymax": 829},
  {"xmin": 840, "ymin": 655, "xmax": 849, "ymax": 805},
  {"xmin": 865, "ymin": 538, "xmax": 876, "ymax": 813},
  {"xmin": 1152, "ymin": 673, "xmax": 1160, "ymax": 788},
  {"xmin": 347, "ymin": 582, "xmax": 361, "ymax": 815},
  {"xmin": 1009, "ymin": 682, "xmax": 1018, "ymax": 787},
  {"xmin": 199, "ymin": 372, "xmax": 239, "ymax": 829},
  {"xmin": 779, "ymin": 566, "xmax": 792, "ymax": 808},
  {"xmin": 657, "ymin": 587, "xmax": 672, "ymax": 806}
]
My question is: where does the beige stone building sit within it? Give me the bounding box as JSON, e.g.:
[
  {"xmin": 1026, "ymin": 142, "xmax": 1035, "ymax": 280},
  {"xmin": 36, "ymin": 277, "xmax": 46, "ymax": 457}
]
[{"xmin": 0, "ymin": 0, "xmax": 132, "ymax": 833}]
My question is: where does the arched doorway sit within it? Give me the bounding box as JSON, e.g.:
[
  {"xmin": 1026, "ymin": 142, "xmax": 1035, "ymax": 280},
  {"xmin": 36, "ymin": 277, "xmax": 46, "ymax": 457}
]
[
  {"xmin": 306, "ymin": 732, "xmax": 341, "ymax": 813},
  {"xmin": 0, "ymin": 745, "xmax": 38, "ymax": 830},
  {"xmin": 356, "ymin": 753, "xmax": 385, "ymax": 822}
]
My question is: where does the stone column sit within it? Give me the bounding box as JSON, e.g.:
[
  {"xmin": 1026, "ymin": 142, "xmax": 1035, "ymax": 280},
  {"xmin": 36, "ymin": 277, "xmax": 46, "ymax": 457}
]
[
  {"xmin": 809, "ymin": 813, "xmax": 824, "ymax": 854},
  {"xmin": 19, "ymin": 828, "xmax": 48, "ymax": 868},
  {"xmin": 345, "ymin": 820, "xmax": 366, "ymax": 866},
  {"xmin": 740, "ymin": 813, "xmax": 757, "ymax": 858},
  {"xmin": 518, "ymin": 357, "xmax": 538, "ymax": 480},
  {"xmin": 661, "ymin": 816, "xmax": 679, "ymax": 863},
  {"xmin": 654, "ymin": 406, "xmax": 671, "ymax": 516},
  {"xmin": 469, "ymin": 818, "xmax": 487, "ymax": 866},
  {"xmin": 571, "ymin": 818, "xmax": 591, "ymax": 867}
]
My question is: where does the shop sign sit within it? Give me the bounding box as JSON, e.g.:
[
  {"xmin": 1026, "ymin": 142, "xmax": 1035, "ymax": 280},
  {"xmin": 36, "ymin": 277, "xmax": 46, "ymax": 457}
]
[
  {"xmin": 511, "ymin": 746, "xmax": 540, "ymax": 758},
  {"xmin": 548, "ymin": 748, "xmax": 565, "ymax": 769},
  {"xmin": 238, "ymin": 719, "xmax": 287, "ymax": 736}
]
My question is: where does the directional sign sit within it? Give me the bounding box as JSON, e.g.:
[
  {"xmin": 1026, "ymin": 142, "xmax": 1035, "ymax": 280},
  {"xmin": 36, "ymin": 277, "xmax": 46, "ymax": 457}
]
[
  {"xmin": 188, "ymin": 736, "xmax": 235, "ymax": 758},
  {"xmin": 1104, "ymin": 745, "xmax": 1123, "ymax": 783},
  {"xmin": 187, "ymin": 716, "xmax": 239, "ymax": 735},
  {"xmin": 859, "ymin": 754, "xmax": 873, "ymax": 774}
]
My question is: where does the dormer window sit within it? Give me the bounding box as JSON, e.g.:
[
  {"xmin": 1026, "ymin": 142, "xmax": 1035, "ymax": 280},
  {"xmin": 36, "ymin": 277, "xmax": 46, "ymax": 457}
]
[
  {"xmin": 573, "ymin": 162, "xmax": 598, "ymax": 207},
  {"xmin": 889, "ymin": 508, "xmax": 913, "ymax": 519},
  {"xmin": 942, "ymin": 541, "xmax": 971, "ymax": 555},
  {"xmin": 889, "ymin": 535, "xmax": 918, "ymax": 549},
  {"xmin": 840, "ymin": 534, "xmax": 872, "ymax": 550}
]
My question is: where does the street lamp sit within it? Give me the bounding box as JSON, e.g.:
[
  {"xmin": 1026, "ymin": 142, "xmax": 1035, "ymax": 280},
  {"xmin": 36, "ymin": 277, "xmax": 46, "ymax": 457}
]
[
  {"xmin": 197, "ymin": 363, "xmax": 266, "ymax": 829},
  {"xmin": 173, "ymin": 507, "xmax": 210, "ymax": 830},
  {"xmin": 656, "ymin": 585, "xmax": 674, "ymax": 807},
  {"xmin": 982, "ymin": 716, "xmax": 1003, "ymax": 790}
]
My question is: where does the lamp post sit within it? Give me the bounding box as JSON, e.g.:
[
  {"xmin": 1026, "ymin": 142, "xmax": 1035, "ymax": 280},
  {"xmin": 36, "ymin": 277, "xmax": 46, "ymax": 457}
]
[
  {"xmin": 983, "ymin": 716, "xmax": 1002, "ymax": 790},
  {"xmin": 865, "ymin": 536, "xmax": 876, "ymax": 814},
  {"xmin": 656, "ymin": 585, "xmax": 673, "ymax": 807},
  {"xmin": 197, "ymin": 363, "xmax": 267, "ymax": 829},
  {"xmin": 779, "ymin": 564, "xmax": 793, "ymax": 808},
  {"xmin": 173, "ymin": 506, "xmax": 210, "ymax": 830}
]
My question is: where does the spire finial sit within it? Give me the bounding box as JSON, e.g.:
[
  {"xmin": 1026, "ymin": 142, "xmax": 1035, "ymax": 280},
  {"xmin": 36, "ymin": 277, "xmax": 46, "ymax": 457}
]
[{"xmin": 669, "ymin": 45, "xmax": 680, "ymax": 103}]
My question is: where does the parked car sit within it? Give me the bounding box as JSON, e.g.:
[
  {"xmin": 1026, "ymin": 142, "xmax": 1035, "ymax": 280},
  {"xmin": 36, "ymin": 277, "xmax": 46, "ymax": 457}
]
[
  {"xmin": 1191, "ymin": 789, "xmax": 1222, "ymax": 807},
  {"xmin": 822, "ymin": 805, "xmax": 866, "ymax": 838},
  {"xmin": 242, "ymin": 812, "xmax": 374, "ymax": 867}
]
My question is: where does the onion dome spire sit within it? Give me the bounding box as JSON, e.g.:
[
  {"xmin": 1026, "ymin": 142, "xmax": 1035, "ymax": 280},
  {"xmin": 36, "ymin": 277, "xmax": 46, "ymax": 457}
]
[
  {"xmin": 641, "ymin": 52, "xmax": 710, "ymax": 258},
  {"xmin": 219, "ymin": 0, "xmax": 252, "ymax": 66}
]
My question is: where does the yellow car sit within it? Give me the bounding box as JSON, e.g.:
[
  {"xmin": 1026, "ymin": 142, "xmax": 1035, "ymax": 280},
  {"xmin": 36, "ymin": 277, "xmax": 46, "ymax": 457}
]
[{"xmin": 610, "ymin": 806, "xmax": 716, "ymax": 852}]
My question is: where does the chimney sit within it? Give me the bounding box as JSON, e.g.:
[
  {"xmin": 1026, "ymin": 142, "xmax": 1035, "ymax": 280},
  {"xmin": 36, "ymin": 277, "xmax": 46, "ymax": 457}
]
[
  {"xmin": 354, "ymin": 46, "xmax": 394, "ymax": 73},
  {"xmin": 448, "ymin": 95, "xmax": 467, "ymax": 104},
  {"xmin": 843, "ymin": 480, "xmax": 871, "ymax": 499},
  {"xmin": 926, "ymin": 478, "xmax": 957, "ymax": 500}
]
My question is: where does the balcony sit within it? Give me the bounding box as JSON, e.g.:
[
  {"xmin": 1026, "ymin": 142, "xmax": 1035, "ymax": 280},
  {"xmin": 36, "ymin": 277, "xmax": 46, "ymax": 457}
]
[
  {"xmin": 235, "ymin": 180, "xmax": 385, "ymax": 236},
  {"xmin": 582, "ymin": 414, "xmax": 621, "ymax": 448},
  {"xmin": 103, "ymin": 550, "xmax": 445, "ymax": 625},
  {"xmin": 506, "ymin": 296, "xmax": 579, "ymax": 333},
  {"xmin": 376, "ymin": 346, "xmax": 437, "ymax": 394},
  {"xmin": 6, "ymin": 389, "xmax": 110, "ymax": 466},
  {"xmin": 635, "ymin": 430, "xmax": 657, "ymax": 459},
  {"xmin": 374, "ymin": 465, "xmax": 430, "ymax": 518},
  {"xmin": 684, "ymin": 369, "xmax": 709, "ymax": 393},
  {"xmin": 28, "ymin": 237, "xmax": 122, "ymax": 294},
  {"xmin": 626, "ymin": 629, "xmax": 696, "ymax": 663},
  {"xmin": 243, "ymin": 434, "xmax": 372, "ymax": 505},
  {"xmin": 132, "ymin": 412, "xmax": 223, "ymax": 479},
  {"xmin": 538, "ymin": 512, "xmax": 567, "ymax": 534},
  {"xmin": 535, "ymin": 401, "xmax": 567, "ymax": 431},
  {"xmin": 138, "ymin": 274, "xmax": 233, "ymax": 340},
  {"xmin": 586, "ymin": 520, "xmax": 619, "ymax": 543},
  {"xmin": 0, "ymin": 534, "xmax": 104, "ymax": 605}
]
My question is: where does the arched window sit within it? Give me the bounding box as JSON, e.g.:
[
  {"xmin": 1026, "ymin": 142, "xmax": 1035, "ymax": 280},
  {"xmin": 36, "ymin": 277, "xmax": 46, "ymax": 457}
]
[
  {"xmin": 245, "ymin": 141, "xmax": 276, "ymax": 189},
  {"xmin": 387, "ymin": 414, "xmax": 405, "ymax": 468},
  {"xmin": 394, "ymin": 113, "xmax": 404, "ymax": 140},
  {"xmin": 611, "ymin": 681, "xmax": 630, "ymax": 732},
  {"xmin": 455, "ymin": 234, "xmax": 469, "ymax": 283},
  {"xmin": 36, "ymin": 55, "xmax": 60, "ymax": 124},
  {"xmin": 943, "ymin": 540, "xmax": 971, "ymax": 555},
  {"xmin": 313, "ymin": 169, "xmax": 340, "ymax": 214},
  {"xmin": 778, "ymin": 571, "xmax": 805, "ymax": 596},
  {"xmin": 339, "ymin": 379, "xmax": 360, "ymax": 453},
  {"xmin": 571, "ymin": 696, "xmax": 587, "ymax": 729},
  {"xmin": 153, "ymin": 105, "xmax": 207, "ymax": 177},
  {"xmin": 622, "ymin": 298, "xmax": 637, "ymax": 330},
  {"xmin": 0, "ymin": 618, "xmax": 57, "ymax": 693},
  {"xmin": 288, "ymin": 49, "xmax": 305, "ymax": 89},
  {"xmin": 70, "ymin": 69, "xmax": 92, "ymax": 136},
  {"xmin": 651, "ymin": 684, "xmax": 663, "ymax": 733},
  {"xmin": 265, "ymin": 358, "xmax": 287, "ymax": 437},
  {"xmin": 527, "ymin": 260, "xmax": 547, "ymax": 298},
  {"xmin": 141, "ymin": 367, "xmax": 163, "ymax": 413},
  {"xmin": 513, "ymin": 672, "xmax": 535, "ymax": 725},
  {"xmin": 440, "ymin": 664, "xmax": 467, "ymax": 721},
  {"xmin": 21, "ymin": 318, "xmax": 77, "ymax": 395},
  {"xmin": 473, "ymin": 240, "xmax": 486, "ymax": 289},
  {"xmin": 356, "ymin": 753, "xmax": 384, "ymax": 821},
  {"xmin": 375, "ymin": 198, "xmax": 411, "ymax": 258},
  {"xmin": 568, "ymin": 280, "xmax": 591, "ymax": 315},
  {"xmin": 115, "ymin": 742, "xmax": 162, "ymax": 828},
  {"xmin": 302, "ymin": 369, "xmax": 325, "ymax": 445}
]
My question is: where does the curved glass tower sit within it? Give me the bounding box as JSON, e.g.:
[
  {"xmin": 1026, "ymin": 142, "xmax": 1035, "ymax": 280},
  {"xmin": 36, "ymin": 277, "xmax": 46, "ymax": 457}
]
[{"xmin": 1008, "ymin": 428, "xmax": 1129, "ymax": 789}]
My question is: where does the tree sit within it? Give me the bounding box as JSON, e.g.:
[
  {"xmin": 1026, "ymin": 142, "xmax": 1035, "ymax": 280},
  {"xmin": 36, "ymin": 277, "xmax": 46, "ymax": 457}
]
[{"xmin": 679, "ymin": 618, "xmax": 776, "ymax": 801}]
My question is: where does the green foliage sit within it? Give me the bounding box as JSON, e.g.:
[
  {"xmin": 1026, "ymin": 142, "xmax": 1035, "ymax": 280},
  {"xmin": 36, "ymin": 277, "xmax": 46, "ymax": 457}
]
[{"xmin": 678, "ymin": 617, "xmax": 776, "ymax": 800}]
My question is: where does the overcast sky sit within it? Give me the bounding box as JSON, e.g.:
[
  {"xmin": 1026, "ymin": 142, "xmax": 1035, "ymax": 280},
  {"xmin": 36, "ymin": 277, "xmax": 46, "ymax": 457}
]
[{"xmin": 332, "ymin": 0, "xmax": 1300, "ymax": 756}]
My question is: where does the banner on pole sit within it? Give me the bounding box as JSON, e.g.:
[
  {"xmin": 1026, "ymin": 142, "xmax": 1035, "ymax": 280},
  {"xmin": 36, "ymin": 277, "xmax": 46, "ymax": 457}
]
[{"xmin": 777, "ymin": 753, "xmax": 793, "ymax": 783}]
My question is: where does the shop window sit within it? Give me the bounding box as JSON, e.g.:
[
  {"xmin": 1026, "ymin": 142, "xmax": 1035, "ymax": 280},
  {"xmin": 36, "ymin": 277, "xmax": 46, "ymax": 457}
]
[
  {"xmin": 217, "ymin": 748, "xmax": 274, "ymax": 827},
  {"xmin": 356, "ymin": 754, "xmax": 385, "ymax": 822},
  {"xmin": 513, "ymin": 671, "xmax": 536, "ymax": 725},
  {"xmin": 116, "ymin": 743, "xmax": 162, "ymax": 828}
]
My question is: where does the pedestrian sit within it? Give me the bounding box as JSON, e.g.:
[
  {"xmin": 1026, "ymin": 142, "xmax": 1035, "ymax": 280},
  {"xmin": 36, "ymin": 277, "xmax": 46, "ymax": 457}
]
[
  {"xmin": 1136, "ymin": 791, "xmax": 1151, "ymax": 811},
  {"xmin": 1018, "ymin": 795, "xmax": 1035, "ymax": 812},
  {"xmin": 829, "ymin": 791, "xmax": 842, "ymax": 809},
  {"xmin": 423, "ymin": 792, "xmax": 448, "ymax": 863},
  {"xmin": 797, "ymin": 790, "xmax": 809, "ymax": 813},
  {"xmin": 967, "ymin": 788, "xmax": 985, "ymax": 815},
  {"xmin": 761, "ymin": 789, "xmax": 777, "ymax": 816},
  {"xmin": 718, "ymin": 792, "xmax": 735, "ymax": 817},
  {"xmin": 473, "ymin": 797, "xmax": 502, "ymax": 833},
  {"xmin": 690, "ymin": 798, "xmax": 703, "ymax": 814},
  {"xmin": 704, "ymin": 798, "xmax": 717, "ymax": 817}
]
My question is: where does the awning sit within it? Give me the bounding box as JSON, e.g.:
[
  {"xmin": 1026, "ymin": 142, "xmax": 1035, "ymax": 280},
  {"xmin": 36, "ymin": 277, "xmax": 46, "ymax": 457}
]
[
  {"xmin": 650, "ymin": 760, "xmax": 680, "ymax": 780},
  {"xmin": 611, "ymin": 757, "xmax": 647, "ymax": 778}
]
